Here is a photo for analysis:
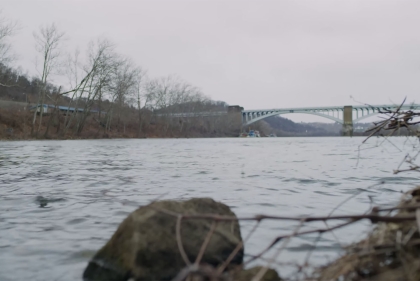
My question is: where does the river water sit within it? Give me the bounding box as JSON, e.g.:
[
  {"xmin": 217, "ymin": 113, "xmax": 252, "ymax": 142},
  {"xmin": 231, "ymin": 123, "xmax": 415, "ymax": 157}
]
[{"xmin": 0, "ymin": 137, "xmax": 419, "ymax": 280}]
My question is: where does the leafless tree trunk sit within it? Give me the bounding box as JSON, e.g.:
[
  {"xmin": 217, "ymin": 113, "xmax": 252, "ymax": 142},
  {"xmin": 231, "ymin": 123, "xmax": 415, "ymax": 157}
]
[
  {"xmin": 62, "ymin": 39, "xmax": 116, "ymax": 136},
  {"xmin": 108, "ymin": 58, "xmax": 138, "ymax": 133},
  {"xmin": 135, "ymin": 69, "xmax": 148, "ymax": 136},
  {"xmin": 32, "ymin": 23, "xmax": 65, "ymax": 137},
  {"xmin": 44, "ymin": 86, "xmax": 62, "ymax": 138}
]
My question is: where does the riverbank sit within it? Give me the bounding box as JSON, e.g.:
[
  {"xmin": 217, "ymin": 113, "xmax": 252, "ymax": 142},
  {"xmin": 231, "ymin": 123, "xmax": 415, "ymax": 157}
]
[
  {"xmin": 2, "ymin": 105, "xmax": 418, "ymax": 140},
  {"xmin": 0, "ymin": 107, "xmax": 242, "ymax": 140}
]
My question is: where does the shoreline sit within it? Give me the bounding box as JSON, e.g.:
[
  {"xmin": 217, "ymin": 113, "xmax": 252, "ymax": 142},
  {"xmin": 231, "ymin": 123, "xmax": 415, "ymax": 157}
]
[{"xmin": 0, "ymin": 135, "xmax": 412, "ymax": 142}]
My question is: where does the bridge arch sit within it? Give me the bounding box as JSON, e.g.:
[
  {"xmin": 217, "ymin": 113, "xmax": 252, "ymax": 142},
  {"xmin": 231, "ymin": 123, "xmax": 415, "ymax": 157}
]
[{"xmin": 242, "ymin": 110, "xmax": 343, "ymax": 127}]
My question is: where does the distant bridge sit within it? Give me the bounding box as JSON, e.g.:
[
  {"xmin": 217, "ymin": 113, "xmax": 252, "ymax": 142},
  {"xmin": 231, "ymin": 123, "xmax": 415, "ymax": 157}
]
[
  {"xmin": 156, "ymin": 103, "xmax": 420, "ymax": 136},
  {"xmin": 241, "ymin": 104, "xmax": 420, "ymax": 126}
]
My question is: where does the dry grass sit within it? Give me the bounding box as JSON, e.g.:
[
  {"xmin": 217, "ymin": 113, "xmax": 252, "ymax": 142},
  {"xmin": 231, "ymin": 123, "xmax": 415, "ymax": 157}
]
[{"xmin": 0, "ymin": 107, "xmax": 240, "ymax": 140}]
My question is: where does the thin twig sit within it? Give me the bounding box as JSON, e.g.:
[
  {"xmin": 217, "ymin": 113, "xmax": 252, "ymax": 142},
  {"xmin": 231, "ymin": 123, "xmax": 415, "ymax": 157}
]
[
  {"xmin": 150, "ymin": 205, "xmax": 420, "ymax": 231},
  {"xmin": 301, "ymin": 231, "xmax": 322, "ymax": 269},
  {"xmin": 176, "ymin": 215, "xmax": 191, "ymax": 266},
  {"xmin": 244, "ymin": 219, "xmax": 360, "ymax": 266},
  {"xmin": 251, "ymin": 220, "xmax": 305, "ymax": 281},
  {"xmin": 216, "ymin": 220, "xmax": 261, "ymax": 275},
  {"xmin": 195, "ymin": 220, "xmax": 218, "ymax": 265}
]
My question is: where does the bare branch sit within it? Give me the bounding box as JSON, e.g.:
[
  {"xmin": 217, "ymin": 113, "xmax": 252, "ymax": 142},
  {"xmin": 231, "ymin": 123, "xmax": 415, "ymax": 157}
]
[
  {"xmin": 176, "ymin": 215, "xmax": 191, "ymax": 266},
  {"xmin": 194, "ymin": 220, "xmax": 217, "ymax": 265},
  {"xmin": 216, "ymin": 221, "xmax": 261, "ymax": 275}
]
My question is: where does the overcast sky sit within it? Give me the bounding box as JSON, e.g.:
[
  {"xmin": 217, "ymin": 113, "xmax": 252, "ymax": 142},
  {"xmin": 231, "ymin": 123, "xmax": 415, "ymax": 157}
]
[{"xmin": 2, "ymin": 0, "xmax": 420, "ymax": 121}]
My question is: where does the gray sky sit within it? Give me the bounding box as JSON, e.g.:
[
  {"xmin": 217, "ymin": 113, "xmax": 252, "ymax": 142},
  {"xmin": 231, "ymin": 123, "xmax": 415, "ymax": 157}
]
[{"xmin": 2, "ymin": 0, "xmax": 420, "ymax": 122}]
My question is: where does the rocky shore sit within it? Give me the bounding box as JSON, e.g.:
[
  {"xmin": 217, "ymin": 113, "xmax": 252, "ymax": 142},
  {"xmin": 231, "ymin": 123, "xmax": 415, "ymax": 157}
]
[
  {"xmin": 83, "ymin": 198, "xmax": 280, "ymax": 281},
  {"xmin": 83, "ymin": 187, "xmax": 420, "ymax": 281}
]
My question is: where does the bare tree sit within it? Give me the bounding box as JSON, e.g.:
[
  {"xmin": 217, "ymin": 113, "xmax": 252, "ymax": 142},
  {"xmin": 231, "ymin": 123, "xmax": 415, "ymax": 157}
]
[
  {"xmin": 145, "ymin": 76, "xmax": 176, "ymax": 135},
  {"xmin": 134, "ymin": 68, "xmax": 149, "ymax": 136},
  {"xmin": 145, "ymin": 76, "xmax": 208, "ymax": 135},
  {"xmin": 107, "ymin": 57, "xmax": 138, "ymax": 133},
  {"xmin": 31, "ymin": 23, "xmax": 65, "ymax": 136},
  {"xmin": 0, "ymin": 11, "xmax": 18, "ymax": 65},
  {"xmin": 62, "ymin": 38, "xmax": 118, "ymax": 136},
  {"xmin": 0, "ymin": 11, "xmax": 18, "ymax": 87}
]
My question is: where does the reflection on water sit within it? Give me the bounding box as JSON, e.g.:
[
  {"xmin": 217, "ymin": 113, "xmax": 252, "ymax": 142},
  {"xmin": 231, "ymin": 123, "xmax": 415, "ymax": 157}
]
[{"xmin": 0, "ymin": 137, "xmax": 418, "ymax": 281}]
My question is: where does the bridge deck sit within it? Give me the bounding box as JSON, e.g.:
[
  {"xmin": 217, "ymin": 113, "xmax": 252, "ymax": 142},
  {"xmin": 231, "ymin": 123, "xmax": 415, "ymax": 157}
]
[
  {"xmin": 242, "ymin": 104, "xmax": 420, "ymax": 113},
  {"xmin": 241, "ymin": 103, "xmax": 420, "ymax": 126}
]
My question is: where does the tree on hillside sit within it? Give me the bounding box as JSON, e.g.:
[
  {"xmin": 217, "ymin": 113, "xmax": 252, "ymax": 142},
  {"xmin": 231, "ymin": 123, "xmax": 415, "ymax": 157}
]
[
  {"xmin": 60, "ymin": 38, "xmax": 148, "ymax": 136},
  {"xmin": 63, "ymin": 38, "xmax": 117, "ymax": 136},
  {"xmin": 144, "ymin": 76, "xmax": 209, "ymax": 135},
  {"xmin": 107, "ymin": 57, "xmax": 139, "ymax": 133},
  {"xmin": 0, "ymin": 17, "xmax": 237, "ymax": 139},
  {"xmin": 32, "ymin": 23, "xmax": 65, "ymax": 136},
  {"xmin": 0, "ymin": 11, "xmax": 19, "ymax": 88},
  {"xmin": 0, "ymin": 11, "xmax": 18, "ymax": 66}
]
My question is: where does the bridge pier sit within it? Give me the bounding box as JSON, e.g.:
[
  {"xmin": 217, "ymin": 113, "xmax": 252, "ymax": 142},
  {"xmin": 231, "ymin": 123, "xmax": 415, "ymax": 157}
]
[{"xmin": 342, "ymin": 106, "xmax": 353, "ymax": 136}]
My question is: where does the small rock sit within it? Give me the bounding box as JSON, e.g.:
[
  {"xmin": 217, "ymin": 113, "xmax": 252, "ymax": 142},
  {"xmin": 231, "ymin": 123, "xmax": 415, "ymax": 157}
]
[{"xmin": 34, "ymin": 196, "xmax": 65, "ymax": 208}]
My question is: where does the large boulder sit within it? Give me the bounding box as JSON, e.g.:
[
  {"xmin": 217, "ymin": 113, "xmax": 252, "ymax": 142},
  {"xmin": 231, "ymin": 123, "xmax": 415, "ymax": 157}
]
[{"xmin": 83, "ymin": 198, "xmax": 243, "ymax": 281}]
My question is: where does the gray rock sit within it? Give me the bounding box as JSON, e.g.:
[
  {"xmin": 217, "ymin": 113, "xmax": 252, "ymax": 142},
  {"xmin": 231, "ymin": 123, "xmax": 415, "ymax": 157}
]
[
  {"xmin": 83, "ymin": 198, "xmax": 243, "ymax": 281},
  {"xmin": 35, "ymin": 196, "xmax": 65, "ymax": 208}
]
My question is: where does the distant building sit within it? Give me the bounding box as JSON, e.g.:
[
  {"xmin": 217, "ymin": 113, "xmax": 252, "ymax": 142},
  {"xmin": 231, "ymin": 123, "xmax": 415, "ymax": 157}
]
[{"xmin": 228, "ymin": 105, "xmax": 243, "ymax": 113}]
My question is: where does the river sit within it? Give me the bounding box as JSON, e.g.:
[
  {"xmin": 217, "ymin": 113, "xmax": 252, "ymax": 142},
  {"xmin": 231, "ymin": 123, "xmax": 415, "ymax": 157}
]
[{"xmin": 0, "ymin": 137, "xmax": 419, "ymax": 280}]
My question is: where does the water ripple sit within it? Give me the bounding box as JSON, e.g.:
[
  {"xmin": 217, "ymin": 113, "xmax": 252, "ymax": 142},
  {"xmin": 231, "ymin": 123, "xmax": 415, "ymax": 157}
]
[{"xmin": 0, "ymin": 137, "xmax": 418, "ymax": 280}]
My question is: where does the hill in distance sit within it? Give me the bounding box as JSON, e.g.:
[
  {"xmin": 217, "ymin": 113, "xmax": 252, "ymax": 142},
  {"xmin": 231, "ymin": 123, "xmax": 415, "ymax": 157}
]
[{"xmin": 259, "ymin": 115, "xmax": 375, "ymax": 137}]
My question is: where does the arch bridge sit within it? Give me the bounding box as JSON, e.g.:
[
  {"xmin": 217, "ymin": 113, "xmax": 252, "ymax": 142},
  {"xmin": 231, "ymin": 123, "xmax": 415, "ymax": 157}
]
[{"xmin": 242, "ymin": 104, "xmax": 420, "ymax": 135}]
